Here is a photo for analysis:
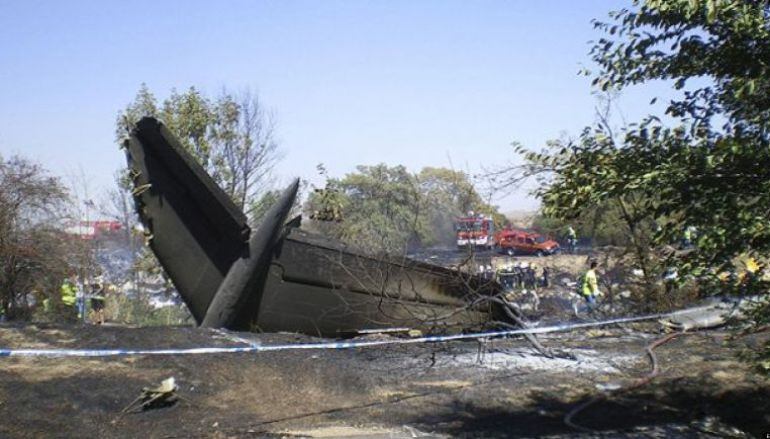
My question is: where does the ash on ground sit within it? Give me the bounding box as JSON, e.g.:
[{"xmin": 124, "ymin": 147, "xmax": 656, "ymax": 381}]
[{"xmin": 0, "ymin": 323, "xmax": 767, "ymax": 438}]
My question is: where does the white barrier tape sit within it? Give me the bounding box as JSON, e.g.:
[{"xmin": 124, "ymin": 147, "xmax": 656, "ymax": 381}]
[
  {"xmin": 258, "ymin": 312, "xmax": 667, "ymax": 352},
  {"xmin": 0, "ymin": 346, "xmax": 259, "ymax": 357},
  {"xmin": 0, "ymin": 312, "xmax": 668, "ymax": 358}
]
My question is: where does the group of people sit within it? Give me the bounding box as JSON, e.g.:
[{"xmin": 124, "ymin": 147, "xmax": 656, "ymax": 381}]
[
  {"xmin": 59, "ymin": 275, "xmax": 108, "ymax": 324},
  {"xmin": 495, "ymin": 261, "xmax": 549, "ymax": 291},
  {"xmin": 492, "ymin": 255, "xmax": 603, "ymax": 313},
  {"xmin": 490, "ymin": 223, "xmax": 710, "ymax": 313}
]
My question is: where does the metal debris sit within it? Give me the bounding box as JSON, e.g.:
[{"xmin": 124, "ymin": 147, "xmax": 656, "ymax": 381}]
[
  {"xmin": 659, "ymin": 297, "xmax": 759, "ymax": 331},
  {"xmin": 121, "ymin": 377, "xmax": 179, "ymax": 413},
  {"xmin": 124, "ymin": 117, "xmax": 504, "ymax": 336}
]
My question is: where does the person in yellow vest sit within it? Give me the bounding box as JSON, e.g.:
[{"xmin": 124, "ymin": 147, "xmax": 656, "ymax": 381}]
[
  {"xmin": 739, "ymin": 257, "xmax": 761, "ymax": 293},
  {"xmin": 582, "ymin": 259, "xmax": 602, "ymax": 308},
  {"xmin": 60, "ymin": 277, "xmax": 77, "ymax": 317},
  {"xmin": 681, "ymin": 225, "xmax": 696, "ymax": 249}
]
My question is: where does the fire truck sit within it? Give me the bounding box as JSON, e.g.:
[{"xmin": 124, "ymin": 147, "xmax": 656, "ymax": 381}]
[
  {"xmin": 455, "ymin": 213, "xmax": 496, "ymax": 250},
  {"xmin": 64, "ymin": 220, "xmax": 123, "ymax": 240}
]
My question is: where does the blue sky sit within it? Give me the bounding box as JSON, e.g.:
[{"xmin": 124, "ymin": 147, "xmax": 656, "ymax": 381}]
[{"xmin": 0, "ymin": 1, "xmax": 675, "ymax": 212}]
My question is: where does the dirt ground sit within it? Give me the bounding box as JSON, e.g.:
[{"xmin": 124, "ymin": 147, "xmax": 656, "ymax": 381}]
[{"xmin": 0, "ymin": 322, "xmax": 768, "ymax": 438}]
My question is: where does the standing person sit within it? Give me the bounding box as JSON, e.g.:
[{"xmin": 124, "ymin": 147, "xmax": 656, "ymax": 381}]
[
  {"xmin": 477, "ymin": 265, "xmax": 484, "ymax": 282},
  {"xmin": 75, "ymin": 280, "xmax": 86, "ymax": 322},
  {"xmin": 496, "ymin": 262, "xmax": 513, "ymax": 291},
  {"xmin": 479, "ymin": 264, "xmax": 494, "ymax": 283},
  {"xmin": 681, "ymin": 225, "xmax": 696, "ymax": 249},
  {"xmin": 513, "ymin": 262, "xmax": 523, "ymax": 290},
  {"xmin": 60, "ymin": 276, "xmax": 77, "ymax": 319},
  {"xmin": 663, "ymin": 267, "xmax": 678, "ymax": 295},
  {"xmin": 541, "ymin": 266, "xmax": 550, "ymax": 288},
  {"xmin": 42, "ymin": 295, "xmax": 52, "ymax": 314},
  {"xmin": 525, "ymin": 262, "xmax": 537, "ymax": 290},
  {"xmin": 90, "ymin": 282, "xmax": 106, "ymax": 325},
  {"xmin": 567, "ymin": 225, "xmax": 577, "ymax": 254},
  {"xmin": 581, "ymin": 259, "xmax": 602, "ymax": 309}
]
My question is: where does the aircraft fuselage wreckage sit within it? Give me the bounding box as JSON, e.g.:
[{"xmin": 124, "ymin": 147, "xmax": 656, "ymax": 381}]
[{"xmin": 124, "ymin": 117, "xmax": 503, "ymax": 336}]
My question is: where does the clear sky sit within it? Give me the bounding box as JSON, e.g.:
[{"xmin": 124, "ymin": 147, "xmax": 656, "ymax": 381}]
[{"xmin": 0, "ymin": 0, "xmax": 675, "ymax": 212}]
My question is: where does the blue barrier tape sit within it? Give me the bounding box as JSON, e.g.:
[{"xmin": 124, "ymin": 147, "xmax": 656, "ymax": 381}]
[{"xmin": 0, "ymin": 312, "xmax": 667, "ymax": 358}]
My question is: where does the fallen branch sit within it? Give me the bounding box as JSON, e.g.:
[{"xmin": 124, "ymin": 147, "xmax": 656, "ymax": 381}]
[
  {"xmin": 564, "ymin": 331, "xmax": 688, "ymax": 432},
  {"xmin": 489, "ymin": 296, "xmax": 574, "ymax": 360}
]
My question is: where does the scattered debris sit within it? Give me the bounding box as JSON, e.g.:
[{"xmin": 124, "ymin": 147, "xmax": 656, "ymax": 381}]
[
  {"xmin": 1, "ymin": 324, "xmax": 768, "ymax": 437},
  {"xmin": 353, "ymin": 328, "xmax": 423, "ymax": 338},
  {"xmin": 659, "ymin": 297, "xmax": 759, "ymax": 331},
  {"xmin": 355, "ymin": 328, "xmax": 413, "ymax": 335},
  {"xmin": 125, "ymin": 117, "xmax": 504, "ymax": 336},
  {"xmin": 121, "ymin": 377, "xmax": 179, "ymax": 413},
  {"xmin": 690, "ymin": 416, "xmax": 750, "ymax": 438},
  {"xmin": 595, "ymin": 383, "xmax": 622, "ymax": 391}
]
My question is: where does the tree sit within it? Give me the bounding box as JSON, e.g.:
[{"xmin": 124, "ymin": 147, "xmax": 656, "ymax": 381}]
[
  {"xmin": 418, "ymin": 167, "xmax": 505, "ymax": 246},
  {"xmin": 0, "ymin": 155, "xmax": 72, "ymax": 318},
  {"xmin": 160, "ymin": 87, "xmax": 213, "ymax": 168},
  {"xmin": 117, "ymin": 85, "xmax": 281, "ymax": 220},
  {"xmin": 585, "ymin": 0, "xmax": 770, "ymax": 289},
  {"xmin": 307, "ymin": 164, "xmax": 502, "ymax": 253},
  {"xmin": 530, "ymin": 202, "xmax": 630, "ymax": 247},
  {"xmin": 504, "ymin": 0, "xmax": 769, "ymax": 365},
  {"xmin": 210, "ymin": 90, "xmax": 280, "ymax": 216},
  {"xmin": 100, "ymin": 170, "xmax": 138, "ymax": 251},
  {"xmin": 116, "ymin": 83, "xmax": 158, "ymax": 142},
  {"xmin": 309, "ymin": 164, "xmax": 427, "ymax": 254},
  {"xmin": 590, "ymin": 0, "xmax": 770, "ymax": 130}
]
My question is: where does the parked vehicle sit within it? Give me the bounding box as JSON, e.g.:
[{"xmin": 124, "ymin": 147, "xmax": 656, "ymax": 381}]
[
  {"xmin": 455, "ymin": 213, "xmax": 496, "ymax": 250},
  {"xmin": 495, "ymin": 228, "xmax": 559, "ymax": 256}
]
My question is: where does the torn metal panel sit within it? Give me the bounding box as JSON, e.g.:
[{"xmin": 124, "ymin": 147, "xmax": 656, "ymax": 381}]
[
  {"xmin": 260, "ymin": 230, "xmax": 496, "ymax": 335},
  {"xmin": 124, "ymin": 117, "xmax": 501, "ymax": 335},
  {"xmin": 277, "ymin": 229, "xmax": 490, "ymax": 306},
  {"xmin": 659, "ymin": 296, "xmax": 760, "ymax": 331}
]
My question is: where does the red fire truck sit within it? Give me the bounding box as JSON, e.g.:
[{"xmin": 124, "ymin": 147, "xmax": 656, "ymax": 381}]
[
  {"xmin": 455, "ymin": 213, "xmax": 496, "ymax": 250},
  {"xmin": 64, "ymin": 220, "xmax": 123, "ymax": 240}
]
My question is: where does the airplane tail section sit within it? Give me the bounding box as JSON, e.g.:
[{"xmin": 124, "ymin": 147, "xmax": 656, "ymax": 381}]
[{"xmin": 124, "ymin": 117, "xmax": 251, "ymax": 322}]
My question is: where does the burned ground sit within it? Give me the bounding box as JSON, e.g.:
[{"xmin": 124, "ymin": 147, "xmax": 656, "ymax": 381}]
[{"xmin": 0, "ymin": 323, "xmax": 768, "ymax": 438}]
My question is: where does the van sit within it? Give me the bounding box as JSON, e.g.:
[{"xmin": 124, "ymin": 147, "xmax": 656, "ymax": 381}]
[{"xmin": 495, "ymin": 228, "xmax": 560, "ymax": 256}]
